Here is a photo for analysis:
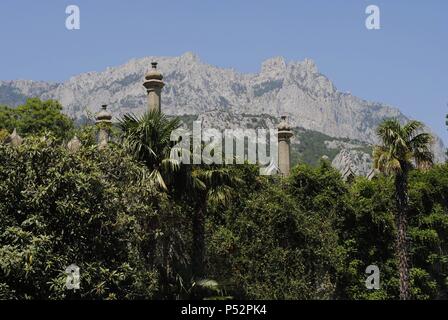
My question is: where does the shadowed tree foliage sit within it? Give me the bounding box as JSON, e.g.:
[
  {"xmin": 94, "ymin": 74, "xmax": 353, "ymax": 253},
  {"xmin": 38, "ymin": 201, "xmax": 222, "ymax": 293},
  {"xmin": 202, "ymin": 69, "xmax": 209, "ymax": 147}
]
[{"xmin": 188, "ymin": 166, "xmax": 242, "ymax": 282}]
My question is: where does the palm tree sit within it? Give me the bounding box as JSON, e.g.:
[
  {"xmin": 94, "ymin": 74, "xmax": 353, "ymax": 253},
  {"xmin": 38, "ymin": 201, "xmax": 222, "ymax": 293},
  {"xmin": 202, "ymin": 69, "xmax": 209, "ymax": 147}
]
[
  {"xmin": 189, "ymin": 165, "xmax": 241, "ymax": 279},
  {"xmin": 119, "ymin": 110, "xmax": 181, "ymax": 191},
  {"xmin": 167, "ymin": 137, "xmax": 241, "ymax": 279},
  {"xmin": 120, "ymin": 111, "xmax": 240, "ymax": 283},
  {"xmin": 373, "ymin": 119, "xmax": 433, "ymax": 300}
]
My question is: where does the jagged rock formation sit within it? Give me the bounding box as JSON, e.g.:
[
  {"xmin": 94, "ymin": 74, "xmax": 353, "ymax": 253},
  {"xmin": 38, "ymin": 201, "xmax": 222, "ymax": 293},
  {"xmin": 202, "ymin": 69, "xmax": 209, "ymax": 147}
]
[
  {"xmin": 327, "ymin": 141, "xmax": 373, "ymax": 177},
  {"xmin": 331, "ymin": 148, "xmax": 373, "ymax": 179},
  {"xmin": 0, "ymin": 52, "xmax": 445, "ymax": 164}
]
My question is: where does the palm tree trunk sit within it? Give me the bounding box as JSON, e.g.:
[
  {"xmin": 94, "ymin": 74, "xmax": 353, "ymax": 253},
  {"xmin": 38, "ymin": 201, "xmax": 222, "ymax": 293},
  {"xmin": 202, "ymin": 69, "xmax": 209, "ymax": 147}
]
[
  {"xmin": 395, "ymin": 167, "xmax": 411, "ymax": 300},
  {"xmin": 192, "ymin": 196, "xmax": 206, "ymax": 279}
]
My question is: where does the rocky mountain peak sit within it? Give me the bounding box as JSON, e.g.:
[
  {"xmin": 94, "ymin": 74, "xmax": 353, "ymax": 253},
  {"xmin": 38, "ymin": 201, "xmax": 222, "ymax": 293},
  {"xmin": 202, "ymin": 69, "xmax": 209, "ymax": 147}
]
[
  {"xmin": 261, "ymin": 57, "xmax": 287, "ymax": 75},
  {"xmin": 0, "ymin": 52, "xmax": 445, "ymax": 163},
  {"xmin": 179, "ymin": 51, "xmax": 200, "ymax": 65},
  {"xmin": 299, "ymin": 58, "xmax": 318, "ymax": 74}
]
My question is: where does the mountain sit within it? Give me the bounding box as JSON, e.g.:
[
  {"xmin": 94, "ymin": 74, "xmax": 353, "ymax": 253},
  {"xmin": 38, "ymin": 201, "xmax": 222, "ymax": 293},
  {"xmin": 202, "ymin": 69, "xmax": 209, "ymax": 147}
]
[{"xmin": 0, "ymin": 52, "xmax": 445, "ymax": 166}]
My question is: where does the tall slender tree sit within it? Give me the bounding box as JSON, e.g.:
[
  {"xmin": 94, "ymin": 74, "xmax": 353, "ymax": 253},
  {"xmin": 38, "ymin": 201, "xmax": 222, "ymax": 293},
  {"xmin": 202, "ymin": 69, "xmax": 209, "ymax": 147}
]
[
  {"xmin": 119, "ymin": 110, "xmax": 187, "ymax": 297},
  {"xmin": 119, "ymin": 111, "xmax": 240, "ymax": 283},
  {"xmin": 373, "ymin": 119, "xmax": 433, "ymax": 300},
  {"xmin": 189, "ymin": 165, "xmax": 241, "ymax": 279}
]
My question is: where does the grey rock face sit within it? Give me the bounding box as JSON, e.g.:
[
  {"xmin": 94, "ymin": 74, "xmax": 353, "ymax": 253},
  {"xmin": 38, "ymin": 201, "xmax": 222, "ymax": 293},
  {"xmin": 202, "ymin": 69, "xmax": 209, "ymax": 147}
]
[
  {"xmin": 0, "ymin": 52, "xmax": 445, "ymax": 162},
  {"xmin": 331, "ymin": 148, "xmax": 373, "ymax": 178}
]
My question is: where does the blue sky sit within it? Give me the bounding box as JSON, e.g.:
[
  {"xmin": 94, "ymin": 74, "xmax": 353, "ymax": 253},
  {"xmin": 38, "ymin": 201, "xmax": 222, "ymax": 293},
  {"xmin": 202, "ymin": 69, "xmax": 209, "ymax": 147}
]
[{"xmin": 0, "ymin": 0, "xmax": 447, "ymax": 143}]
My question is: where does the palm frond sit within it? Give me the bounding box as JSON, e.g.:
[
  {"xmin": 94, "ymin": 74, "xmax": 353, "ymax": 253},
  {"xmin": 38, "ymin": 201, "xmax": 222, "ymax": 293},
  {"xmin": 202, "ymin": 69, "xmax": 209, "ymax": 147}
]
[
  {"xmin": 207, "ymin": 185, "xmax": 233, "ymax": 207},
  {"xmin": 161, "ymin": 158, "xmax": 181, "ymax": 172},
  {"xmin": 402, "ymin": 120, "xmax": 424, "ymax": 141},
  {"xmin": 149, "ymin": 169, "xmax": 168, "ymax": 191},
  {"xmin": 373, "ymin": 145, "xmax": 402, "ymax": 174},
  {"xmin": 409, "ymin": 132, "xmax": 433, "ymax": 151},
  {"xmin": 377, "ymin": 119, "xmax": 401, "ymax": 146},
  {"xmin": 119, "ymin": 110, "xmax": 182, "ymax": 191},
  {"xmin": 374, "ymin": 119, "xmax": 434, "ymax": 175}
]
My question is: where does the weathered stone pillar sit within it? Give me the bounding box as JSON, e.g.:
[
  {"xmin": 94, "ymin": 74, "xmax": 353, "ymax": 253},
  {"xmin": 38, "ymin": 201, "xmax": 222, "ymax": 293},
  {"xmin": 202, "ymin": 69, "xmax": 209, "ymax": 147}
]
[
  {"xmin": 143, "ymin": 62, "xmax": 165, "ymax": 112},
  {"xmin": 95, "ymin": 105, "xmax": 112, "ymax": 149},
  {"xmin": 5, "ymin": 128, "xmax": 23, "ymax": 147},
  {"xmin": 67, "ymin": 135, "xmax": 82, "ymax": 153},
  {"xmin": 277, "ymin": 116, "xmax": 293, "ymax": 176}
]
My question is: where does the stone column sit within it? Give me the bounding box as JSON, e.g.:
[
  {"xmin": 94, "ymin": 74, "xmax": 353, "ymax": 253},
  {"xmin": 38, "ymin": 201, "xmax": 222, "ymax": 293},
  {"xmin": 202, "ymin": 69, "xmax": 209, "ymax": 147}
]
[
  {"xmin": 67, "ymin": 135, "xmax": 82, "ymax": 153},
  {"xmin": 143, "ymin": 62, "xmax": 165, "ymax": 112},
  {"xmin": 95, "ymin": 105, "xmax": 112, "ymax": 149},
  {"xmin": 277, "ymin": 116, "xmax": 293, "ymax": 176},
  {"xmin": 5, "ymin": 128, "xmax": 23, "ymax": 147}
]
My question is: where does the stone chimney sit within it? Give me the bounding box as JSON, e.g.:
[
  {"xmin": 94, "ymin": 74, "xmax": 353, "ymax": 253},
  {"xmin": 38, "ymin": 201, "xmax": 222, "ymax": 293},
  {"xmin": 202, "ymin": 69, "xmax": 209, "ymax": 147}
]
[
  {"xmin": 143, "ymin": 62, "xmax": 165, "ymax": 112},
  {"xmin": 277, "ymin": 116, "xmax": 293, "ymax": 176},
  {"xmin": 95, "ymin": 105, "xmax": 112, "ymax": 149}
]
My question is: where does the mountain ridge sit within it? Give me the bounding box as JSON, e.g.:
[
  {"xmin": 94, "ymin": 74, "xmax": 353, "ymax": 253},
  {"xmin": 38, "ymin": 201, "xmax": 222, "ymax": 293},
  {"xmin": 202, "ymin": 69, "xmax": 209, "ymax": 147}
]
[{"xmin": 0, "ymin": 52, "xmax": 445, "ymax": 162}]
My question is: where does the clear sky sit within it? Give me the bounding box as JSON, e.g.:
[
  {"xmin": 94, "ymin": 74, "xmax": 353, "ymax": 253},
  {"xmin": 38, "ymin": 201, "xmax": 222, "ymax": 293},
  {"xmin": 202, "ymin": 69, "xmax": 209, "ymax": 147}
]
[{"xmin": 0, "ymin": 0, "xmax": 447, "ymax": 143}]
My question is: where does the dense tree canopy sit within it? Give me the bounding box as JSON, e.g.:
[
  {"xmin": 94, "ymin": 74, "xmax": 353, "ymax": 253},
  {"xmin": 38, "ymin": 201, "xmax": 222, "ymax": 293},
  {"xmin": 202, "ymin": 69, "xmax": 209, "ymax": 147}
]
[
  {"xmin": 0, "ymin": 135, "xmax": 169, "ymax": 299},
  {"xmin": 0, "ymin": 98, "xmax": 74, "ymax": 140},
  {"xmin": 0, "ymin": 102, "xmax": 447, "ymax": 300}
]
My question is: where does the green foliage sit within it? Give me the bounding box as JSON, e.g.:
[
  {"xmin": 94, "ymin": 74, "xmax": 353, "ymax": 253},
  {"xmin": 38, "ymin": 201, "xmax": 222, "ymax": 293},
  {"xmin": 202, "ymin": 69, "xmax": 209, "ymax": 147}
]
[
  {"xmin": 337, "ymin": 176, "xmax": 398, "ymax": 299},
  {"xmin": 0, "ymin": 128, "xmax": 9, "ymax": 142},
  {"xmin": 0, "ymin": 105, "xmax": 17, "ymax": 133},
  {"xmin": 407, "ymin": 166, "xmax": 448, "ymax": 299},
  {"xmin": 0, "ymin": 99, "xmax": 74, "ymax": 140},
  {"xmin": 374, "ymin": 119, "xmax": 433, "ymax": 173},
  {"xmin": 0, "ymin": 135, "xmax": 177, "ymax": 299},
  {"xmin": 293, "ymin": 129, "xmax": 339, "ymax": 166},
  {"xmin": 373, "ymin": 119, "xmax": 434, "ymax": 300},
  {"xmin": 1, "ymin": 105, "xmax": 448, "ymax": 301},
  {"xmin": 206, "ymin": 164, "xmax": 346, "ymax": 299},
  {"xmin": 210, "ymin": 159, "xmax": 448, "ymax": 300},
  {"xmin": 337, "ymin": 165, "xmax": 448, "ymax": 299},
  {"xmin": 119, "ymin": 111, "xmax": 182, "ymax": 191}
]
